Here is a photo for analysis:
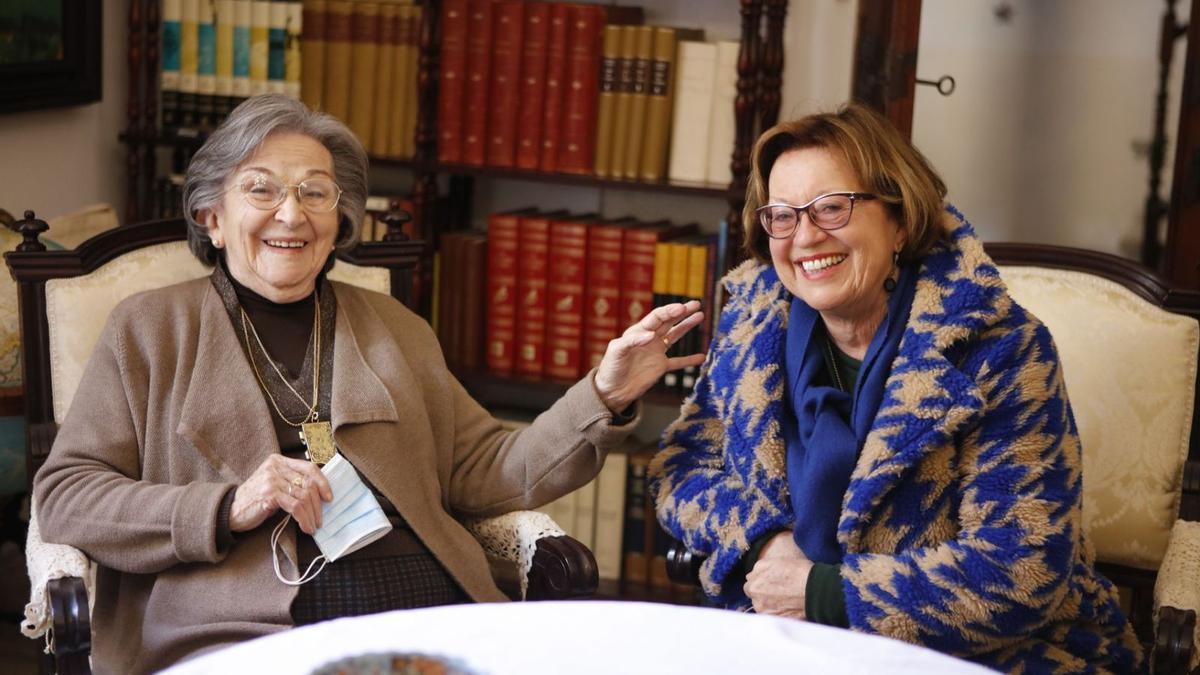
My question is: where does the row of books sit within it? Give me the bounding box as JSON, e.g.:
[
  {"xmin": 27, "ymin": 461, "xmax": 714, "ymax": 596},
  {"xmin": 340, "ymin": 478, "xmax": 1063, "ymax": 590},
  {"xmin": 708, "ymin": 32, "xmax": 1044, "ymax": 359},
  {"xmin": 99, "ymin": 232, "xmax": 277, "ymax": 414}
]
[
  {"xmin": 432, "ymin": 208, "xmax": 726, "ymax": 389},
  {"xmin": 300, "ymin": 0, "xmax": 423, "ymax": 159},
  {"xmin": 160, "ymin": 0, "xmax": 303, "ymax": 129},
  {"xmin": 495, "ymin": 420, "xmax": 691, "ymax": 593},
  {"xmin": 437, "ymin": 0, "xmax": 638, "ymax": 173}
]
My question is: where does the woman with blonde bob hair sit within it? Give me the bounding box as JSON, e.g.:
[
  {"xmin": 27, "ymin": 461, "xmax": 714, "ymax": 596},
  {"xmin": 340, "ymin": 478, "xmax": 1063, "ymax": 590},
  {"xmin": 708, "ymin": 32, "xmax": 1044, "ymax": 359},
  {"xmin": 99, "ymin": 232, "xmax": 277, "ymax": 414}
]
[{"xmin": 650, "ymin": 103, "xmax": 1141, "ymax": 672}]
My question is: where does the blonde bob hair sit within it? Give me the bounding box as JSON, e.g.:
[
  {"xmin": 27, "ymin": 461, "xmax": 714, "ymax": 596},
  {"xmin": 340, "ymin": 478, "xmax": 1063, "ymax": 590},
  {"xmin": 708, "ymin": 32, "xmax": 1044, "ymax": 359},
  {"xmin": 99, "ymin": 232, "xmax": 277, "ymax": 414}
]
[{"xmin": 742, "ymin": 103, "xmax": 947, "ymax": 264}]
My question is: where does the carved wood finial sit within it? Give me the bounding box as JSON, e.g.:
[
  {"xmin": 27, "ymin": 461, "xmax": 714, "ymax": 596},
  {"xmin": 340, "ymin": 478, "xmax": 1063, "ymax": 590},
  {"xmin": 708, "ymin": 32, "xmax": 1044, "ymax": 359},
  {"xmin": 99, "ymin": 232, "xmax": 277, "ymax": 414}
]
[
  {"xmin": 16, "ymin": 210, "xmax": 49, "ymax": 252},
  {"xmin": 381, "ymin": 208, "xmax": 413, "ymax": 242}
]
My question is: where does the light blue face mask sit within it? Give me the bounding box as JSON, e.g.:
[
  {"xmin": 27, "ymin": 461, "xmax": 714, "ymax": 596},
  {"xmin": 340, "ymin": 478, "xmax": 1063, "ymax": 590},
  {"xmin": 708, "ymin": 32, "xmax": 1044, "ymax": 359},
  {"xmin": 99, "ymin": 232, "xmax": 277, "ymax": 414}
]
[{"xmin": 271, "ymin": 453, "xmax": 393, "ymax": 585}]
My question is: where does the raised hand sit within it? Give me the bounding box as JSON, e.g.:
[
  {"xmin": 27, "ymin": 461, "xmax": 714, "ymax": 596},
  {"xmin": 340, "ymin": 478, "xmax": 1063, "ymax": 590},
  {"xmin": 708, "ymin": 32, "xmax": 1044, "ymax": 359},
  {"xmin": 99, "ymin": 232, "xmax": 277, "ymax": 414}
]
[
  {"xmin": 593, "ymin": 300, "xmax": 707, "ymax": 413},
  {"xmin": 230, "ymin": 454, "xmax": 333, "ymax": 534}
]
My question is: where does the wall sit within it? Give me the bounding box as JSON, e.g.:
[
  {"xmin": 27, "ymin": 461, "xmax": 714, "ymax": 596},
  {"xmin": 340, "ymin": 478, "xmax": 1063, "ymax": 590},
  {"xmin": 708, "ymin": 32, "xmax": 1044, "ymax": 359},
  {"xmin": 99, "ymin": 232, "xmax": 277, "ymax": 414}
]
[
  {"xmin": 913, "ymin": 0, "xmax": 1187, "ymax": 255},
  {"xmin": 0, "ymin": 0, "xmax": 129, "ymax": 223}
]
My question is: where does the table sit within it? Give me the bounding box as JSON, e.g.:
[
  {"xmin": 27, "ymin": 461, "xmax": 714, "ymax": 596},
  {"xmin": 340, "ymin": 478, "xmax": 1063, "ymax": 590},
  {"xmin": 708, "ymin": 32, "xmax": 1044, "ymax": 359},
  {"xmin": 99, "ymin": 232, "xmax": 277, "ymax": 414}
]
[{"xmin": 162, "ymin": 600, "xmax": 993, "ymax": 674}]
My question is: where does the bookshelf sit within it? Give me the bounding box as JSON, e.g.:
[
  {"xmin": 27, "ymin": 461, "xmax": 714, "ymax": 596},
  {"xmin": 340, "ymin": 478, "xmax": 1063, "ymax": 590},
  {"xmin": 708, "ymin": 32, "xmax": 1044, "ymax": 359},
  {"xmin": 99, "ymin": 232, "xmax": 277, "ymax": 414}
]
[{"xmin": 117, "ymin": 0, "xmax": 788, "ymax": 602}]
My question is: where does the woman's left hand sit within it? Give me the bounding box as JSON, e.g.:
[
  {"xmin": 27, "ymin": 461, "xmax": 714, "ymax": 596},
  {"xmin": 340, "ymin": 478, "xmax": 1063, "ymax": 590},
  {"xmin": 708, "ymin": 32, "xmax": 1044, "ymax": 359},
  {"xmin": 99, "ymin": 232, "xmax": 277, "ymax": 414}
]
[
  {"xmin": 593, "ymin": 300, "xmax": 707, "ymax": 412},
  {"xmin": 744, "ymin": 532, "xmax": 813, "ymax": 619}
]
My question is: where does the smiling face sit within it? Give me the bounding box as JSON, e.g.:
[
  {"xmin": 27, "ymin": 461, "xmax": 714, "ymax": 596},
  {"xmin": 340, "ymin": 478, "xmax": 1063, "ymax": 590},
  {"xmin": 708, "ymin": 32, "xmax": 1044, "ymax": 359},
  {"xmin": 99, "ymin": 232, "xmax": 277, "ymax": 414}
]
[
  {"xmin": 203, "ymin": 132, "xmax": 340, "ymax": 303},
  {"xmin": 767, "ymin": 146, "xmax": 906, "ymax": 327}
]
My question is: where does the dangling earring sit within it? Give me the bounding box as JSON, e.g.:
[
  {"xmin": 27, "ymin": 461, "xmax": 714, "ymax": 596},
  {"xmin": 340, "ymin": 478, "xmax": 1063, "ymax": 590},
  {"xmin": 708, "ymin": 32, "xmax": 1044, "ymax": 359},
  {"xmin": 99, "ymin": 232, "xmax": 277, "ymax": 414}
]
[{"xmin": 882, "ymin": 251, "xmax": 899, "ymax": 293}]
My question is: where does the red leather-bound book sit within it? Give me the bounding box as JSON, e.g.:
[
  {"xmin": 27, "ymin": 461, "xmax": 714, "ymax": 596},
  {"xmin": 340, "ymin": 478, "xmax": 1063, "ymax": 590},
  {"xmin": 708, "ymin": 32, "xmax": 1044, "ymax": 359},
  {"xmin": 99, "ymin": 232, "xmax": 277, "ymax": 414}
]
[
  {"xmin": 514, "ymin": 1, "xmax": 550, "ymax": 170},
  {"xmin": 555, "ymin": 4, "xmax": 604, "ymax": 175},
  {"xmin": 459, "ymin": 232, "xmax": 489, "ymax": 371},
  {"xmin": 538, "ymin": 3, "xmax": 570, "ymax": 172},
  {"xmin": 582, "ymin": 218, "xmax": 630, "ymax": 373},
  {"xmin": 461, "ymin": 0, "xmax": 494, "ymax": 166},
  {"xmin": 545, "ymin": 214, "xmax": 592, "ymax": 379},
  {"xmin": 486, "ymin": 211, "xmax": 521, "ymax": 375},
  {"xmin": 437, "ymin": 0, "xmax": 469, "ymax": 163},
  {"xmin": 617, "ymin": 220, "xmax": 698, "ymax": 339},
  {"xmin": 486, "ymin": 1, "xmax": 525, "ymax": 168},
  {"xmin": 514, "ymin": 210, "xmax": 556, "ymax": 378}
]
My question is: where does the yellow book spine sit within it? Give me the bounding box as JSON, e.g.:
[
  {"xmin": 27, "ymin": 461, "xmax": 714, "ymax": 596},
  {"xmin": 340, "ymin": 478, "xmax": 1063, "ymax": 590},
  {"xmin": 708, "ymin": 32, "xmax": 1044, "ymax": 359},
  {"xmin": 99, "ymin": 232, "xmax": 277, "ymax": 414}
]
[
  {"xmin": 622, "ymin": 25, "xmax": 655, "ymax": 180},
  {"xmin": 639, "ymin": 27, "xmax": 678, "ymax": 182},
  {"xmin": 371, "ymin": 2, "xmax": 399, "ymax": 156},
  {"xmin": 322, "ymin": 0, "xmax": 354, "ymax": 122},
  {"xmin": 593, "ymin": 25, "xmax": 623, "ymax": 178}
]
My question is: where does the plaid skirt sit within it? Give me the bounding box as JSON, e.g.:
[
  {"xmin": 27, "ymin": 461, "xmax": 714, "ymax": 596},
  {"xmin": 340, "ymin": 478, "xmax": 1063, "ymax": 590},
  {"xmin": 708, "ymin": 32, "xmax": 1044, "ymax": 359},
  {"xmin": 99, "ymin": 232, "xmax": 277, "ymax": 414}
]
[{"xmin": 291, "ymin": 553, "xmax": 470, "ymax": 625}]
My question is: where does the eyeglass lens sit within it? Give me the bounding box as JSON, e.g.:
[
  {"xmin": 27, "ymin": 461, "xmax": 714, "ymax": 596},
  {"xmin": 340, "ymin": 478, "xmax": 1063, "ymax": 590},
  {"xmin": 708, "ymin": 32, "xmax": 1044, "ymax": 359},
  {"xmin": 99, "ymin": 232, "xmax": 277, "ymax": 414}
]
[
  {"xmin": 237, "ymin": 173, "xmax": 340, "ymax": 212},
  {"xmin": 760, "ymin": 194, "xmax": 855, "ymax": 237}
]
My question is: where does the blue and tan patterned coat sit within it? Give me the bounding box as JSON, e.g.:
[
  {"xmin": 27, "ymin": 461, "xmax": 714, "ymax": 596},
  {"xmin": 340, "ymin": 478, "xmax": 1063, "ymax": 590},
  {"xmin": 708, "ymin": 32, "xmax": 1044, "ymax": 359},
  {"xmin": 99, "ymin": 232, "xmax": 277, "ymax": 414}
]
[{"xmin": 649, "ymin": 211, "xmax": 1143, "ymax": 672}]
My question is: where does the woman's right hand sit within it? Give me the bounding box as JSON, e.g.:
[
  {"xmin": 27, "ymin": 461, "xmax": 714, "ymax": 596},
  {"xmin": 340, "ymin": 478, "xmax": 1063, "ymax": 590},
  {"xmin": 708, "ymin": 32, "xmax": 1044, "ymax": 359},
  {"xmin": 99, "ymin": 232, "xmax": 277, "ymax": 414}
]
[{"xmin": 230, "ymin": 454, "xmax": 333, "ymax": 534}]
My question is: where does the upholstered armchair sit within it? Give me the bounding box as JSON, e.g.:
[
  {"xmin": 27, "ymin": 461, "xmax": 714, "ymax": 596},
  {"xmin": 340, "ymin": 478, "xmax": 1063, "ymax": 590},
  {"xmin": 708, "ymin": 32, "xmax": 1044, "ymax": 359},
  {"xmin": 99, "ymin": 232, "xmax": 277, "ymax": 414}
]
[
  {"xmin": 665, "ymin": 243, "xmax": 1200, "ymax": 674},
  {"xmin": 6, "ymin": 213, "xmax": 598, "ymax": 675}
]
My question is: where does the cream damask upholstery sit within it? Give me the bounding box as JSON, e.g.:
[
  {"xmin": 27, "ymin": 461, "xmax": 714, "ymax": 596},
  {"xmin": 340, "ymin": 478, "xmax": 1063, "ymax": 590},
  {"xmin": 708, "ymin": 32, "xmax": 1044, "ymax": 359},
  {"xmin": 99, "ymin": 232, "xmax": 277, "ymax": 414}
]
[
  {"xmin": 1001, "ymin": 263, "xmax": 1199, "ymax": 667},
  {"xmin": 999, "ymin": 265, "xmax": 1197, "ymax": 571},
  {"xmin": 44, "ymin": 240, "xmax": 388, "ymax": 424}
]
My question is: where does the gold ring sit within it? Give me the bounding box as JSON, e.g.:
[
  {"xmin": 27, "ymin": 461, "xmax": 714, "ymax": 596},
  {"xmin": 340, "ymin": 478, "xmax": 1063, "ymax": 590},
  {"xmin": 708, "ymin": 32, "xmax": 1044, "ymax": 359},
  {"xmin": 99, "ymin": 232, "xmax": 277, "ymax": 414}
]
[
  {"xmin": 292, "ymin": 476, "xmax": 304, "ymax": 488},
  {"xmin": 661, "ymin": 336, "xmax": 670, "ymax": 349}
]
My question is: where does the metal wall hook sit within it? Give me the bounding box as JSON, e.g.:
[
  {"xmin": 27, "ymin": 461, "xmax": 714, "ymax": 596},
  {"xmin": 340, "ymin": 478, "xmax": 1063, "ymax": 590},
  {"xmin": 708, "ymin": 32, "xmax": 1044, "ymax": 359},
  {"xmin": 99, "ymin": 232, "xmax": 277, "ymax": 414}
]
[{"xmin": 916, "ymin": 75, "xmax": 956, "ymax": 96}]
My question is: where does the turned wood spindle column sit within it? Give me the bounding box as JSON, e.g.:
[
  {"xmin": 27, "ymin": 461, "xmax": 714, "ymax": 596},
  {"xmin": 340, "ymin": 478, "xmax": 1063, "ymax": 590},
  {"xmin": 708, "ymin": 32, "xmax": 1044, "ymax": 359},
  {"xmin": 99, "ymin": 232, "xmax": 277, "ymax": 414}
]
[{"xmin": 727, "ymin": 0, "xmax": 763, "ymax": 265}]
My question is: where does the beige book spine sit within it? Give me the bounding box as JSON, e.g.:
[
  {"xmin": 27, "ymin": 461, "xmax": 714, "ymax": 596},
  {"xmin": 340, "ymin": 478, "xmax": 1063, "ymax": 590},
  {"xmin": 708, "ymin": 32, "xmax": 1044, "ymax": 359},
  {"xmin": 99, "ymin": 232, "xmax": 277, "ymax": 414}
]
[
  {"xmin": 705, "ymin": 40, "xmax": 740, "ymax": 185},
  {"xmin": 346, "ymin": 2, "xmax": 381, "ymax": 144},
  {"xmin": 593, "ymin": 453, "xmax": 628, "ymax": 581},
  {"xmin": 300, "ymin": 0, "xmax": 327, "ymax": 110},
  {"xmin": 667, "ymin": 41, "xmax": 717, "ymax": 184},
  {"xmin": 621, "ymin": 25, "xmax": 655, "ymax": 180},
  {"xmin": 370, "ymin": 2, "xmax": 399, "ymax": 156},
  {"xmin": 322, "ymin": 0, "xmax": 354, "ymax": 122},
  {"xmin": 401, "ymin": 5, "xmax": 421, "ymax": 158},
  {"xmin": 638, "ymin": 27, "xmax": 678, "ymax": 182},
  {"xmin": 592, "ymin": 25, "xmax": 623, "ymax": 178}
]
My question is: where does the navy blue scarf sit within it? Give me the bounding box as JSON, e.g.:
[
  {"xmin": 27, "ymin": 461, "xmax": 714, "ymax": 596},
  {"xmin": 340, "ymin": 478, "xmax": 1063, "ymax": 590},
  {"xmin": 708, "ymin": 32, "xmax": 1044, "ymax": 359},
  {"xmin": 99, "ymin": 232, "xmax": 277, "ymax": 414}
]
[{"xmin": 782, "ymin": 263, "xmax": 917, "ymax": 564}]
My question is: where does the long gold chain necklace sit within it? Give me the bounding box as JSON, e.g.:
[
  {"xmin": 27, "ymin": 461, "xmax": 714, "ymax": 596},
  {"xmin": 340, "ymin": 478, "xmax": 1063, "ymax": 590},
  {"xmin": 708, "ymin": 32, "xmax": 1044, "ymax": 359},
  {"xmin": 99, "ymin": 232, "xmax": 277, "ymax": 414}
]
[{"xmin": 239, "ymin": 293, "xmax": 336, "ymax": 464}]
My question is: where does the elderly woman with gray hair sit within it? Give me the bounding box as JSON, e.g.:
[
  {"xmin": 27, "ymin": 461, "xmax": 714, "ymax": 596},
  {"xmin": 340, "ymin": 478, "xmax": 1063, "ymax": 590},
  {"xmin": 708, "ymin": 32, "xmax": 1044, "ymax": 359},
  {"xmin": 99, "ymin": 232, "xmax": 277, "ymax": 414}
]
[{"xmin": 33, "ymin": 94, "xmax": 705, "ymax": 674}]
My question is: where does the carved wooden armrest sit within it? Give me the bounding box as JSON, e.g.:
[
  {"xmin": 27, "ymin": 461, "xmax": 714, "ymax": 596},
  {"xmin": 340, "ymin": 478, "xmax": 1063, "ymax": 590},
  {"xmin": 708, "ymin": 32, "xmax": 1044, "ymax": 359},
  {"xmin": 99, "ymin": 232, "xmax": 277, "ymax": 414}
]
[
  {"xmin": 463, "ymin": 511, "xmax": 598, "ymax": 601},
  {"xmin": 47, "ymin": 577, "xmax": 91, "ymax": 675},
  {"xmin": 1154, "ymin": 519, "xmax": 1200, "ymax": 673}
]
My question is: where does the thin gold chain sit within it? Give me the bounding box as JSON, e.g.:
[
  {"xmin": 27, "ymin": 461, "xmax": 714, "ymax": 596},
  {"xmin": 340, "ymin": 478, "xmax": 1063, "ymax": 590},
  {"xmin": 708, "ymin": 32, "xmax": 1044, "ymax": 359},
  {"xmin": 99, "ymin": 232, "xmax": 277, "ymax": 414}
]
[
  {"xmin": 239, "ymin": 292, "xmax": 322, "ymax": 427},
  {"xmin": 823, "ymin": 332, "xmax": 845, "ymax": 392}
]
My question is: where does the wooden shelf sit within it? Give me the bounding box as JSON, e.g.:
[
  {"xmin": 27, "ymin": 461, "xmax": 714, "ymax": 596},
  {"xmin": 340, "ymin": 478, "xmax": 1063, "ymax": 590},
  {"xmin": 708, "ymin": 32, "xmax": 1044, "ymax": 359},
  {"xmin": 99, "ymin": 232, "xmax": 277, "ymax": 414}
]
[
  {"xmin": 434, "ymin": 162, "xmax": 733, "ymax": 198},
  {"xmin": 452, "ymin": 368, "xmax": 686, "ymax": 413}
]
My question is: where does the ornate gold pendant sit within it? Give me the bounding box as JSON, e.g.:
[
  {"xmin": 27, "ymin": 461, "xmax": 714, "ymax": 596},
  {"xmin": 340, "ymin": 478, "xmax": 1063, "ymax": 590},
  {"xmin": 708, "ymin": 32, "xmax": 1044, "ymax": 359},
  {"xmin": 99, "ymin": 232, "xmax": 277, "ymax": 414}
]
[{"xmin": 300, "ymin": 421, "xmax": 336, "ymax": 465}]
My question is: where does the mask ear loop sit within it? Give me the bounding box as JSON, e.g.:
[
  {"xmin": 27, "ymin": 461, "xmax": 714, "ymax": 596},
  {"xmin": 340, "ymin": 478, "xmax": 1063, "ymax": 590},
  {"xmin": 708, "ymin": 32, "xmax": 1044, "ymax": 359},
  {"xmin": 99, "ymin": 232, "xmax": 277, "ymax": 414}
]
[{"xmin": 271, "ymin": 514, "xmax": 328, "ymax": 585}]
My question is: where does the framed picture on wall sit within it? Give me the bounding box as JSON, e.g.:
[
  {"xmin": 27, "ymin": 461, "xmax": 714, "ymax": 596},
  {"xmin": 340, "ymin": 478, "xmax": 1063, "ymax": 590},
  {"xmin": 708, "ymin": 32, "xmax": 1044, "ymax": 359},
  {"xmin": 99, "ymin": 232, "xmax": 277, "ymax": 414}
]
[{"xmin": 0, "ymin": 0, "xmax": 101, "ymax": 114}]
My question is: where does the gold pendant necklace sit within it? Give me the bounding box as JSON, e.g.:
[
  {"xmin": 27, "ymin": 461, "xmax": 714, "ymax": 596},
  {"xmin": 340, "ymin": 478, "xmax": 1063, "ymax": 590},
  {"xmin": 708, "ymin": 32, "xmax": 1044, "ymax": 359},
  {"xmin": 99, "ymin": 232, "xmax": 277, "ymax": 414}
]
[{"xmin": 240, "ymin": 291, "xmax": 335, "ymax": 465}]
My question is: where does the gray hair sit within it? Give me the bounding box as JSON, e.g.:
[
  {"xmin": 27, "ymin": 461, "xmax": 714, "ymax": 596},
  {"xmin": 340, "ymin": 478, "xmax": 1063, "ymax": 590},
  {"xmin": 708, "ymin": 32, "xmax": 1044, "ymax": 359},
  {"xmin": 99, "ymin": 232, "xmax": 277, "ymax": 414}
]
[{"xmin": 181, "ymin": 94, "xmax": 368, "ymax": 268}]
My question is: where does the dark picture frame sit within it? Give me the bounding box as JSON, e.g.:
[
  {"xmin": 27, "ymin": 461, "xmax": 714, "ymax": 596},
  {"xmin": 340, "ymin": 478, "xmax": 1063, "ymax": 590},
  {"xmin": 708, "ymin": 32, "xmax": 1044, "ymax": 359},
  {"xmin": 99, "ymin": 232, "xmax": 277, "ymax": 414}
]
[{"xmin": 0, "ymin": 0, "xmax": 102, "ymax": 114}]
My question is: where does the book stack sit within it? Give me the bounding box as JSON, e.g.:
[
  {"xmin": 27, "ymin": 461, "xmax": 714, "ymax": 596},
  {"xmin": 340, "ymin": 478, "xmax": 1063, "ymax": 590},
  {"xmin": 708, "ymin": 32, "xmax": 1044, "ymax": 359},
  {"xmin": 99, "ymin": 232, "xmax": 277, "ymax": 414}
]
[
  {"xmin": 436, "ymin": 229, "xmax": 489, "ymax": 371},
  {"xmin": 300, "ymin": 0, "xmax": 422, "ymax": 158},
  {"xmin": 473, "ymin": 209, "xmax": 725, "ymax": 391},
  {"xmin": 161, "ymin": 0, "xmax": 304, "ymax": 130}
]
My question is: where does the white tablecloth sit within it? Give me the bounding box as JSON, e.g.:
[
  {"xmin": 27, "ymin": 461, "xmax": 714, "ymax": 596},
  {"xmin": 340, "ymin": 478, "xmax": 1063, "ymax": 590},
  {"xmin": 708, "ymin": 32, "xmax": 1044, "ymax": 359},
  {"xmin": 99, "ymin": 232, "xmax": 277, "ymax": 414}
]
[
  {"xmin": 164, "ymin": 598, "xmax": 988, "ymax": 672},
  {"xmin": 162, "ymin": 600, "xmax": 991, "ymax": 675}
]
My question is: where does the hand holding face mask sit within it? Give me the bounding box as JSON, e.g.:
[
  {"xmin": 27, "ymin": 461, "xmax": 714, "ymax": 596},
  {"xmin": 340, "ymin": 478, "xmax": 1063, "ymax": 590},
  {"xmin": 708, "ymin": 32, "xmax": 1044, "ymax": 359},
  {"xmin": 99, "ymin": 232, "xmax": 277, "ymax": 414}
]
[{"xmin": 271, "ymin": 453, "xmax": 394, "ymax": 585}]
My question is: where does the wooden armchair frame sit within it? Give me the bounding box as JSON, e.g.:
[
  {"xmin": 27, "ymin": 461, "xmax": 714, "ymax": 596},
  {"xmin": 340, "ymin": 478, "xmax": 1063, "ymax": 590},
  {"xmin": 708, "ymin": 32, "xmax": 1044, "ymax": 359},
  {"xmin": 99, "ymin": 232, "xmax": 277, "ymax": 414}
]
[
  {"xmin": 6, "ymin": 212, "xmax": 598, "ymax": 675},
  {"xmin": 664, "ymin": 243, "xmax": 1200, "ymax": 674}
]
